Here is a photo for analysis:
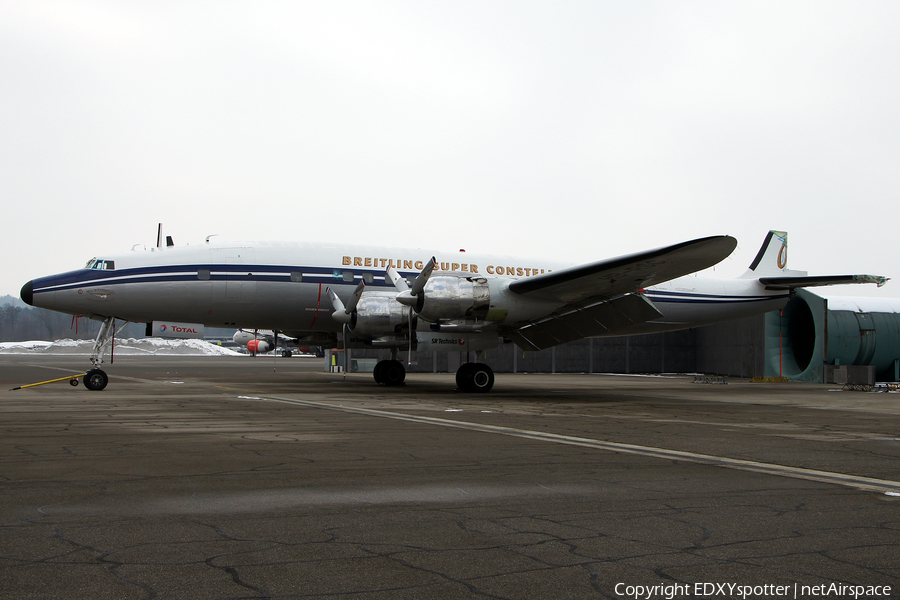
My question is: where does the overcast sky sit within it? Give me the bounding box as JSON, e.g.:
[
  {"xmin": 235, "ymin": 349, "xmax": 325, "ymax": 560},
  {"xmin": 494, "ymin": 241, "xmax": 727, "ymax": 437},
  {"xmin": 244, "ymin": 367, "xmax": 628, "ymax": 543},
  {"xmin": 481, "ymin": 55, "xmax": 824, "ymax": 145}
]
[{"xmin": 2, "ymin": 1, "xmax": 898, "ymax": 299}]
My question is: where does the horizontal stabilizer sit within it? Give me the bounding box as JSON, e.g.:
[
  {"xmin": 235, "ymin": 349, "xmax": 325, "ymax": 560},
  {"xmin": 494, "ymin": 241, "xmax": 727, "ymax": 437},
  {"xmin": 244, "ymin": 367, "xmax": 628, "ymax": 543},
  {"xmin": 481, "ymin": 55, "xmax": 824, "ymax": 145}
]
[
  {"xmin": 508, "ymin": 235, "xmax": 737, "ymax": 305},
  {"xmin": 759, "ymin": 274, "xmax": 889, "ymax": 290},
  {"xmin": 509, "ymin": 293, "xmax": 663, "ymax": 351}
]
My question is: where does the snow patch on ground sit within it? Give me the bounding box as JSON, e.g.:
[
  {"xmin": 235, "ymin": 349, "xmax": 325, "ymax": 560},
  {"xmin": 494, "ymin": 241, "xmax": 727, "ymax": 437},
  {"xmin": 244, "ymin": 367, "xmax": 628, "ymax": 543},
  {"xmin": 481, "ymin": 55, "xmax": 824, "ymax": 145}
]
[{"xmin": 0, "ymin": 338, "xmax": 242, "ymax": 356}]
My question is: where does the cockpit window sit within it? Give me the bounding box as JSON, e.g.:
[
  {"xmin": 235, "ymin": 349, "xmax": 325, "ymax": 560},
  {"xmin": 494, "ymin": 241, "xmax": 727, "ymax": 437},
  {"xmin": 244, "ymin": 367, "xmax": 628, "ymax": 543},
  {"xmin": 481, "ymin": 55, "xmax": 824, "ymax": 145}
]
[{"xmin": 84, "ymin": 258, "xmax": 115, "ymax": 270}]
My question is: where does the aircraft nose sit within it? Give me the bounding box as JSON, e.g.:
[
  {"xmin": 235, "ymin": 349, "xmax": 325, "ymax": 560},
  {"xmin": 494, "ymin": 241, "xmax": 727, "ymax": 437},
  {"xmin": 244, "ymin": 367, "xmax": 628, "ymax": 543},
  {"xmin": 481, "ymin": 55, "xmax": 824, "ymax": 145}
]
[{"xmin": 20, "ymin": 280, "xmax": 34, "ymax": 306}]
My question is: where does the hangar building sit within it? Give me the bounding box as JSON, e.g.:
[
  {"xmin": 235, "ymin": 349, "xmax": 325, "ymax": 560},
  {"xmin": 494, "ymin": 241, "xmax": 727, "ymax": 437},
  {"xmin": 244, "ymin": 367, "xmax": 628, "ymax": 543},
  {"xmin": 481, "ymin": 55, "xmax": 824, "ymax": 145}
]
[{"xmin": 349, "ymin": 290, "xmax": 900, "ymax": 383}]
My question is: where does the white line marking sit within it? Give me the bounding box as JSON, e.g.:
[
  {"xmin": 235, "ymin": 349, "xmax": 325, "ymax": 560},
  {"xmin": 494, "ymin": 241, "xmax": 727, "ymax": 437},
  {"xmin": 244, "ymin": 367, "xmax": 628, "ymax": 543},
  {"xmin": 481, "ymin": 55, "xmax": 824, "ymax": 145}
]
[{"xmin": 265, "ymin": 396, "xmax": 900, "ymax": 494}]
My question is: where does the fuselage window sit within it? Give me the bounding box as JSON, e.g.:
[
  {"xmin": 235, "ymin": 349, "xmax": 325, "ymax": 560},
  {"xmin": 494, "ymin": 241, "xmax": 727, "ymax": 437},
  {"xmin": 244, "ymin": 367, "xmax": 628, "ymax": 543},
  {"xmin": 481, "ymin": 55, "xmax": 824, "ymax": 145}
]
[
  {"xmin": 198, "ymin": 269, "xmax": 211, "ymax": 280},
  {"xmin": 342, "ymin": 271, "xmax": 355, "ymax": 282}
]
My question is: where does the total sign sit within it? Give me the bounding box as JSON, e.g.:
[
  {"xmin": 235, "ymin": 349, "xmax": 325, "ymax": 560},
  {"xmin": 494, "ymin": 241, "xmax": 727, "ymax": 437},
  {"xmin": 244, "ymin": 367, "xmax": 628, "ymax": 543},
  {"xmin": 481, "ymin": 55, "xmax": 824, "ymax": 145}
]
[{"xmin": 153, "ymin": 321, "xmax": 206, "ymax": 339}]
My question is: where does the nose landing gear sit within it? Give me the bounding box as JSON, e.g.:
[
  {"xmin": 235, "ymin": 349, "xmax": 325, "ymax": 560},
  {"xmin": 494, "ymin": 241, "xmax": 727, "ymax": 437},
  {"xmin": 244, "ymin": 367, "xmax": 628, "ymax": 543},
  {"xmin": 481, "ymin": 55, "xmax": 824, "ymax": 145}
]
[{"xmin": 82, "ymin": 315, "xmax": 125, "ymax": 391}]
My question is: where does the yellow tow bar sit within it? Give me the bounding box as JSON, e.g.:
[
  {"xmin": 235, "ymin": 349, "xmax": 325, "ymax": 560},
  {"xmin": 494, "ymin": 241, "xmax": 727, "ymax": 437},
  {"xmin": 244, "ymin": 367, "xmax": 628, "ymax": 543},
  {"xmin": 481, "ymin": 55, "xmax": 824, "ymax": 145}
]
[{"xmin": 10, "ymin": 374, "xmax": 84, "ymax": 391}]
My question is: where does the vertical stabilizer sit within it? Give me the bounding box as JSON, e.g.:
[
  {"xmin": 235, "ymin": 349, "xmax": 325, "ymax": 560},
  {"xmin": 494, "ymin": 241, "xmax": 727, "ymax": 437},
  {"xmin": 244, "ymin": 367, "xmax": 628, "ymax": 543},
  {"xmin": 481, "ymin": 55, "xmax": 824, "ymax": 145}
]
[{"xmin": 742, "ymin": 230, "xmax": 804, "ymax": 277}]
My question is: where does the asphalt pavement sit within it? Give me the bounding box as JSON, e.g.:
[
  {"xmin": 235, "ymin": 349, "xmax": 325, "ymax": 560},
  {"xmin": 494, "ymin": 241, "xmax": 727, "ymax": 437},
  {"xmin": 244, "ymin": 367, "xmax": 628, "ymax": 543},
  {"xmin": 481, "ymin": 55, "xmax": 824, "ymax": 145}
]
[{"xmin": 1, "ymin": 355, "xmax": 899, "ymax": 599}]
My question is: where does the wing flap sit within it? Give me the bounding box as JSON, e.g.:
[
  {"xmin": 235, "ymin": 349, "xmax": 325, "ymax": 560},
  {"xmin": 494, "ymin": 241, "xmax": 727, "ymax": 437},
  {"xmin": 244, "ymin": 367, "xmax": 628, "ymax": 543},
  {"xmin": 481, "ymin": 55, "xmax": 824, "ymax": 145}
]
[
  {"xmin": 508, "ymin": 293, "xmax": 663, "ymax": 351},
  {"xmin": 759, "ymin": 275, "xmax": 888, "ymax": 290},
  {"xmin": 508, "ymin": 235, "xmax": 737, "ymax": 304}
]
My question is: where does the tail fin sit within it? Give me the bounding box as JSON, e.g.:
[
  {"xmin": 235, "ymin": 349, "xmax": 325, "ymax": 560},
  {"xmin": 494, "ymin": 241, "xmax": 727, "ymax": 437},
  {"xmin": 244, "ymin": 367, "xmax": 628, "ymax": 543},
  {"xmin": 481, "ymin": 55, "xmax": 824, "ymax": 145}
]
[
  {"xmin": 741, "ymin": 230, "xmax": 800, "ymax": 277},
  {"xmin": 742, "ymin": 230, "xmax": 888, "ymax": 289}
]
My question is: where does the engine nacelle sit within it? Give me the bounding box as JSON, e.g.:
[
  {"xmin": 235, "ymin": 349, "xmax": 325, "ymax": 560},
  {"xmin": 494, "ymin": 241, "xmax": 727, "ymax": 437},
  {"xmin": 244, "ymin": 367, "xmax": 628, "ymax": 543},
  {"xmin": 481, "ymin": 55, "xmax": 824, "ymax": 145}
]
[
  {"xmin": 351, "ymin": 293, "xmax": 412, "ymax": 337},
  {"xmin": 415, "ymin": 276, "xmax": 490, "ymax": 323},
  {"xmin": 247, "ymin": 339, "xmax": 271, "ymax": 354}
]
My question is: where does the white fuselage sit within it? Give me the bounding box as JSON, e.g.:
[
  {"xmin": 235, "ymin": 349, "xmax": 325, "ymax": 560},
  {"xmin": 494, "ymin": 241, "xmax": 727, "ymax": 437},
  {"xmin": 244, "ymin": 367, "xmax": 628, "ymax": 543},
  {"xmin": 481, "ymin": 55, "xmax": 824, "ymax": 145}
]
[{"xmin": 24, "ymin": 240, "xmax": 789, "ymax": 346}]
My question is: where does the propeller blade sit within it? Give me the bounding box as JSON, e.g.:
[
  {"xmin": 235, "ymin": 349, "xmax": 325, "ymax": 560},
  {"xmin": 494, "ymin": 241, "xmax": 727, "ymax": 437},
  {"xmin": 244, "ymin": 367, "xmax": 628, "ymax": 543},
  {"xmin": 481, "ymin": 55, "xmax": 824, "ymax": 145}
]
[
  {"xmin": 410, "ymin": 257, "xmax": 435, "ymax": 296},
  {"xmin": 346, "ymin": 281, "xmax": 365, "ymax": 313},
  {"xmin": 386, "ymin": 266, "xmax": 409, "ymax": 292},
  {"xmin": 326, "ymin": 287, "xmax": 345, "ymax": 313}
]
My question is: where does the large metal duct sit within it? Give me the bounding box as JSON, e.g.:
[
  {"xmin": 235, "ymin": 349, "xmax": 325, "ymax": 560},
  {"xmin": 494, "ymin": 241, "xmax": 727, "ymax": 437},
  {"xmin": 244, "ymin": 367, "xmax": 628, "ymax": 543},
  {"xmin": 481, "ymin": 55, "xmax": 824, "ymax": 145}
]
[{"xmin": 765, "ymin": 289, "xmax": 900, "ymax": 382}]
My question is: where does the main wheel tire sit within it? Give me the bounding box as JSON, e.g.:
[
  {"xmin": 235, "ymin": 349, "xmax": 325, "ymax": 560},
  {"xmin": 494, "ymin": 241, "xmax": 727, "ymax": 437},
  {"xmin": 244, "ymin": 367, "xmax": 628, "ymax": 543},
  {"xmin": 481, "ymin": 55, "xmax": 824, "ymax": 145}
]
[
  {"xmin": 455, "ymin": 362, "xmax": 475, "ymax": 390},
  {"xmin": 456, "ymin": 363, "xmax": 494, "ymax": 393},
  {"xmin": 83, "ymin": 369, "xmax": 108, "ymax": 391},
  {"xmin": 381, "ymin": 360, "xmax": 406, "ymax": 386},
  {"xmin": 469, "ymin": 363, "xmax": 494, "ymax": 392},
  {"xmin": 373, "ymin": 360, "xmax": 387, "ymax": 384}
]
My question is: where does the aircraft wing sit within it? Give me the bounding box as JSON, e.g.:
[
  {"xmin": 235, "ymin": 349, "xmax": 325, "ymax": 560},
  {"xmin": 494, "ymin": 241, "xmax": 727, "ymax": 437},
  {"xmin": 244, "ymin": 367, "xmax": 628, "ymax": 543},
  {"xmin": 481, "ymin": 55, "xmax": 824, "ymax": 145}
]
[
  {"xmin": 507, "ymin": 293, "xmax": 664, "ymax": 351},
  {"xmin": 759, "ymin": 275, "xmax": 888, "ymax": 290},
  {"xmin": 505, "ymin": 235, "xmax": 737, "ymax": 351},
  {"xmin": 508, "ymin": 235, "xmax": 737, "ymax": 303}
]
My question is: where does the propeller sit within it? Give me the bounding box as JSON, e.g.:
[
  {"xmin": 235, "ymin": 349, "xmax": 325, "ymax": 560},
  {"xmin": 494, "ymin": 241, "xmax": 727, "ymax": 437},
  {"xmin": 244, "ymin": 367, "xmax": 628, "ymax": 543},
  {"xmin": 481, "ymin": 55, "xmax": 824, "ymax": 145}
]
[
  {"xmin": 327, "ymin": 281, "xmax": 365, "ymax": 327},
  {"xmin": 393, "ymin": 257, "xmax": 435, "ymax": 313}
]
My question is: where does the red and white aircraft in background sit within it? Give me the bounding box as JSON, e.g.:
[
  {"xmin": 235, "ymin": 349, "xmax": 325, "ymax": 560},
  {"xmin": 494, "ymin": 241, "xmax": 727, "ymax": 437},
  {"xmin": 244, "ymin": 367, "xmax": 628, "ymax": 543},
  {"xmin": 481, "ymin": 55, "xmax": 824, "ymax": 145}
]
[{"xmin": 232, "ymin": 328, "xmax": 319, "ymax": 357}]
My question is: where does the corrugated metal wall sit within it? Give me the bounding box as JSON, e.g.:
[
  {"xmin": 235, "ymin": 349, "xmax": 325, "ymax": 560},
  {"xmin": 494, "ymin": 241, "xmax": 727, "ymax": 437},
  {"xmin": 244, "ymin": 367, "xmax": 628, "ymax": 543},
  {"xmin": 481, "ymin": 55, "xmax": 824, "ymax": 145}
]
[{"xmin": 349, "ymin": 315, "xmax": 765, "ymax": 376}]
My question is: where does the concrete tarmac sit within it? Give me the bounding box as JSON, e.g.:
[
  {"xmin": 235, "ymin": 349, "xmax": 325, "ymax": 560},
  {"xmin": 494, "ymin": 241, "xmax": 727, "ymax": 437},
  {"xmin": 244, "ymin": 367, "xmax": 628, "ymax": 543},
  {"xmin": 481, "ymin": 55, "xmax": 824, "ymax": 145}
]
[{"xmin": 2, "ymin": 355, "xmax": 900, "ymax": 599}]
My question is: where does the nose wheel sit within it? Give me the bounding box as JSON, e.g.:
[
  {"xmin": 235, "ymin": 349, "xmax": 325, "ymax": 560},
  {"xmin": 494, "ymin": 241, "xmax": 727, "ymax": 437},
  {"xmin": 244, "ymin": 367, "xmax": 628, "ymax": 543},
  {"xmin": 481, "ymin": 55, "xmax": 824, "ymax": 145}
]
[{"xmin": 83, "ymin": 369, "xmax": 109, "ymax": 391}]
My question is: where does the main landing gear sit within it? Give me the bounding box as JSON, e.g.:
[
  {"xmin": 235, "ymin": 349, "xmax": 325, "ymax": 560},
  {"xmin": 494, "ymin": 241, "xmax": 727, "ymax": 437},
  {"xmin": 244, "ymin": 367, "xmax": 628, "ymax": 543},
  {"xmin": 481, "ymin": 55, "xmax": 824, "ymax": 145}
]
[{"xmin": 370, "ymin": 359, "xmax": 495, "ymax": 393}]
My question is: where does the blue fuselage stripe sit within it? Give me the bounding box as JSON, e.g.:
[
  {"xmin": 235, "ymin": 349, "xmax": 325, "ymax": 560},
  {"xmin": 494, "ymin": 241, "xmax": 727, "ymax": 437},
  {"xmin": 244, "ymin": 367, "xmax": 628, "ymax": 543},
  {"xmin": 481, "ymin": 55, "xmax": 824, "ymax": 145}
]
[
  {"xmin": 32, "ymin": 266, "xmax": 788, "ymax": 309},
  {"xmin": 30, "ymin": 264, "xmax": 406, "ymax": 294}
]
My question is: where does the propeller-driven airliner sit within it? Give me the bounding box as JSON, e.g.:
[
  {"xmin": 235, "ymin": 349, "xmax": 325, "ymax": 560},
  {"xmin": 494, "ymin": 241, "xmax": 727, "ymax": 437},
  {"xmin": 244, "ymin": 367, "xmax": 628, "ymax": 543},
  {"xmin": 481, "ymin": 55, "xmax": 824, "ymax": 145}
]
[{"xmin": 20, "ymin": 230, "xmax": 886, "ymax": 392}]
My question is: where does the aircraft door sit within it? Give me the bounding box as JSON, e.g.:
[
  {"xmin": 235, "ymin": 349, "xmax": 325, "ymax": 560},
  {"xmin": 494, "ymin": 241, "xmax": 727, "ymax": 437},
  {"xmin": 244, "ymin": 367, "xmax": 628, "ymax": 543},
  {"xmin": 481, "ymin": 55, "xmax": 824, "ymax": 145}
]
[{"xmin": 210, "ymin": 247, "xmax": 256, "ymax": 303}]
